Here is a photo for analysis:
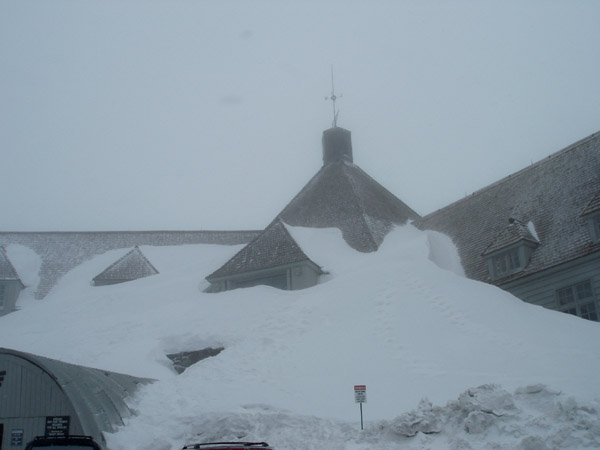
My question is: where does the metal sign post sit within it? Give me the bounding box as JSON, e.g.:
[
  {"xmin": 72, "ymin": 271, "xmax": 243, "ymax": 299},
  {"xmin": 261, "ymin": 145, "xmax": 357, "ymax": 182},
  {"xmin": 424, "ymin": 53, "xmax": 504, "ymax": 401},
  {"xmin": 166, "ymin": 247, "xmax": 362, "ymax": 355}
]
[{"xmin": 354, "ymin": 385, "xmax": 366, "ymax": 430}]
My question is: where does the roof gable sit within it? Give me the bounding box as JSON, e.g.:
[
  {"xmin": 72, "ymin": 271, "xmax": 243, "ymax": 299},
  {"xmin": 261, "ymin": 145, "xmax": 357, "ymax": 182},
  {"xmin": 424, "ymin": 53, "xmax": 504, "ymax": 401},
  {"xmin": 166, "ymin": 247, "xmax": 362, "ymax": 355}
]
[
  {"xmin": 93, "ymin": 246, "xmax": 159, "ymax": 284},
  {"xmin": 206, "ymin": 220, "xmax": 316, "ymax": 280},
  {"xmin": 0, "ymin": 246, "xmax": 24, "ymax": 287}
]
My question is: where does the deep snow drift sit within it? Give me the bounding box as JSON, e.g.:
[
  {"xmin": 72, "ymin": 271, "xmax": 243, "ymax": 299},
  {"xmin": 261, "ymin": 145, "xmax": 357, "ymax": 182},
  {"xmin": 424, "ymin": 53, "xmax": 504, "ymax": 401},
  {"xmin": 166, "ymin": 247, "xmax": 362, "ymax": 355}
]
[{"xmin": 1, "ymin": 225, "xmax": 599, "ymax": 449}]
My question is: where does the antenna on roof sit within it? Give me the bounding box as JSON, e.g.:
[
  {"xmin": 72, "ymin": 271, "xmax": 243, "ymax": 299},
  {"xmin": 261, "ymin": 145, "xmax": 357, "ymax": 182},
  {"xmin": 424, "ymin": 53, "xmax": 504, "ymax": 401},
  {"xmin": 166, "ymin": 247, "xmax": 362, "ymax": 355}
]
[{"xmin": 325, "ymin": 66, "xmax": 342, "ymax": 127}]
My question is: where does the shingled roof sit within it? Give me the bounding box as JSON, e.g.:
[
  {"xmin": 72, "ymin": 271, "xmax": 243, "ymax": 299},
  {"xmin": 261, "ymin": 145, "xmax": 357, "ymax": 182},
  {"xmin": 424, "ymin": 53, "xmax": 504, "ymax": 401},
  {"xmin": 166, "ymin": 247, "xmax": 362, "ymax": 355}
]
[
  {"xmin": 92, "ymin": 246, "xmax": 158, "ymax": 285},
  {"xmin": 482, "ymin": 218, "xmax": 540, "ymax": 256},
  {"xmin": 206, "ymin": 127, "xmax": 420, "ymax": 283},
  {"xmin": 206, "ymin": 219, "xmax": 319, "ymax": 280},
  {"xmin": 278, "ymin": 158, "xmax": 420, "ymax": 252},
  {"xmin": 581, "ymin": 188, "xmax": 600, "ymax": 217},
  {"xmin": 418, "ymin": 130, "xmax": 600, "ymax": 284},
  {"xmin": 0, "ymin": 246, "xmax": 24, "ymax": 287}
]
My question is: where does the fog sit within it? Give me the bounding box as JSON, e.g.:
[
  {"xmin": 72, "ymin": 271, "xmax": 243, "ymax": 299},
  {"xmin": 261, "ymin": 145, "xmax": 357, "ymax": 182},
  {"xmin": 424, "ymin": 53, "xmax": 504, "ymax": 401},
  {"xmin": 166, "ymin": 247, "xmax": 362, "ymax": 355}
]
[{"xmin": 2, "ymin": 1, "xmax": 599, "ymax": 231}]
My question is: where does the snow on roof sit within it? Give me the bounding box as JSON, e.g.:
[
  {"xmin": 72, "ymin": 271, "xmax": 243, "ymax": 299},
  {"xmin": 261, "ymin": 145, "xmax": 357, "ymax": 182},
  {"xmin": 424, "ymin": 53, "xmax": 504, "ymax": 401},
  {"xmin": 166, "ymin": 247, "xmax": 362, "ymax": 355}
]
[
  {"xmin": 277, "ymin": 158, "xmax": 420, "ymax": 253},
  {"xmin": 0, "ymin": 231, "xmax": 261, "ymax": 298},
  {"xmin": 93, "ymin": 246, "xmax": 158, "ymax": 284},
  {"xmin": 206, "ymin": 128, "xmax": 420, "ymax": 281},
  {"xmin": 419, "ymin": 130, "xmax": 600, "ymax": 283},
  {"xmin": 482, "ymin": 218, "xmax": 540, "ymax": 256},
  {"xmin": 0, "ymin": 246, "xmax": 24, "ymax": 287}
]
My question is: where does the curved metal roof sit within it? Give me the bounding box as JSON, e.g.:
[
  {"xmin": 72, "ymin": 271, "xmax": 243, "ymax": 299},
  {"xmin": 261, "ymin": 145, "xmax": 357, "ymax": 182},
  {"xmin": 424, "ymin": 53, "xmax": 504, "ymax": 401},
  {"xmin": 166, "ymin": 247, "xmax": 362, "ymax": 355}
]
[{"xmin": 0, "ymin": 348, "xmax": 153, "ymax": 448}]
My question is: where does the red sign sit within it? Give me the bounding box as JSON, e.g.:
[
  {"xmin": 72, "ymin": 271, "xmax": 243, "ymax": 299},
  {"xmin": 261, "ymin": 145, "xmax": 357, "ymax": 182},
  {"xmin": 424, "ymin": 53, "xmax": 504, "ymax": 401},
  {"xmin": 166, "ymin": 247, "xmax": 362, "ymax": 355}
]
[{"xmin": 354, "ymin": 385, "xmax": 367, "ymax": 403}]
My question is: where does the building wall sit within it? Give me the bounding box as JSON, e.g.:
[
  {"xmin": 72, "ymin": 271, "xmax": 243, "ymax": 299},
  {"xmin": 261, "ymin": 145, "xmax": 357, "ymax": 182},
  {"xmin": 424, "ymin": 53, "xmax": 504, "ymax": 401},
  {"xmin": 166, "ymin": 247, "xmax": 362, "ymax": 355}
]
[
  {"xmin": 500, "ymin": 252, "xmax": 600, "ymax": 319},
  {"xmin": 0, "ymin": 281, "xmax": 23, "ymax": 317},
  {"xmin": 289, "ymin": 264, "xmax": 321, "ymax": 290},
  {"xmin": 0, "ymin": 354, "xmax": 83, "ymax": 449},
  {"xmin": 210, "ymin": 262, "xmax": 322, "ymax": 292}
]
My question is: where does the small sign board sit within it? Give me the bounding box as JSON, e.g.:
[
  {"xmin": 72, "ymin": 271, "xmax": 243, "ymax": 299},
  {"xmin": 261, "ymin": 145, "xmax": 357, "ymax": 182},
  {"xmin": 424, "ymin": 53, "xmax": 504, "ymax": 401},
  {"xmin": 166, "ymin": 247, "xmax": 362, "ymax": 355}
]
[
  {"xmin": 354, "ymin": 385, "xmax": 367, "ymax": 403},
  {"xmin": 11, "ymin": 429, "xmax": 24, "ymax": 446},
  {"xmin": 45, "ymin": 416, "xmax": 70, "ymax": 438}
]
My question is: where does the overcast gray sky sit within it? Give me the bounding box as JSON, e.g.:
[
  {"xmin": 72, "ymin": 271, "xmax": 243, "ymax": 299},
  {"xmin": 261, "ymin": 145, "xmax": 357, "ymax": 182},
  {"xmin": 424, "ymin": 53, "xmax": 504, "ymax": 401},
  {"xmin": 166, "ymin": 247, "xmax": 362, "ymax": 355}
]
[{"xmin": 2, "ymin": 1, "xmax": 599, "ymax": 231}]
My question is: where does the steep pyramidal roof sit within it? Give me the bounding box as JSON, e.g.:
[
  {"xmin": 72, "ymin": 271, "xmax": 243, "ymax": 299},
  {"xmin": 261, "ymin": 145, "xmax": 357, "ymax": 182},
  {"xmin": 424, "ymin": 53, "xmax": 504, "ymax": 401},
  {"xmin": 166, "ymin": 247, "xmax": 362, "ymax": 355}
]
[
  {"xmin": 0, "ymin": 246, "xmax": 24, "ymax": 287},
  {"xmin": 93, "ymin": 246, "xmax": 159, "ymax": 285},
  {"xmin": 206, "ymin": 127, "xmax": 420, "ymax": 283},
  {"xmin": 278, "ymin": 158, "xmax": 420, "ymax": 252}
]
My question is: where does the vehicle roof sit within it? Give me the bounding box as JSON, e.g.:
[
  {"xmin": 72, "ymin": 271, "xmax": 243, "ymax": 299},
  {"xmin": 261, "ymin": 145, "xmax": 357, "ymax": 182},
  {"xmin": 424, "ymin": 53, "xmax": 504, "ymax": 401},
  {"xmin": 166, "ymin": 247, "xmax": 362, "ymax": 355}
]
[{"xmin": 182, "ymin": 442, "xmax": 272, "ymax": 450}]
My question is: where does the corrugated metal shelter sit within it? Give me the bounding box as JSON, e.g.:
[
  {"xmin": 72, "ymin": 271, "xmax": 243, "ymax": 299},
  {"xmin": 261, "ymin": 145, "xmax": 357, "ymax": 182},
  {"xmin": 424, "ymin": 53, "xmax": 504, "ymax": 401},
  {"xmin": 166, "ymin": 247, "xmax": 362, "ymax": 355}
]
[{"xmin": 0, "ymin": 348, "xmax": 153, "ymax": 449}]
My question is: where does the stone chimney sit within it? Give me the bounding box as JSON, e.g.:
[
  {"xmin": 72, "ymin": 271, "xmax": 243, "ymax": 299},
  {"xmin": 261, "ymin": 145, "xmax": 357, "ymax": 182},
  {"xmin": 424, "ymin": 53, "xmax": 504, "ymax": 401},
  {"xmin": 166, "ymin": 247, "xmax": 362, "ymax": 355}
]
[{"xmin": 322, "ymin": 127, "xmax": 353, "ymax": 165}]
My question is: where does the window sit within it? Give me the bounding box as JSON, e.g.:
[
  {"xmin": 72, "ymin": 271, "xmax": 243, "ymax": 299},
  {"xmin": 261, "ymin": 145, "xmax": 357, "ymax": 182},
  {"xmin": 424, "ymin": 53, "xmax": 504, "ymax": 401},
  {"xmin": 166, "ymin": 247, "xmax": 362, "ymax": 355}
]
[
  {"xmin": 492, "ymin": 248, "xmax": 521, "ymax": 277},
  {"xmin": 0, "ymin": 284, "xmax": 5, "ymax": 310},
  {"xmin": 557, "ymin": 280, "xmax": 598, "ymax": 321}
]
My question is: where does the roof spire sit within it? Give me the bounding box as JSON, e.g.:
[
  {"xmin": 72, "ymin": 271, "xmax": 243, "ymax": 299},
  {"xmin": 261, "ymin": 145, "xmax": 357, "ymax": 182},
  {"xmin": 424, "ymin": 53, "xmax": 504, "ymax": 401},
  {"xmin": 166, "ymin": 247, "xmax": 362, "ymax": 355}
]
[{"xmin": 325, "ymin": 66, "xmax": 342, "ymax": 127}]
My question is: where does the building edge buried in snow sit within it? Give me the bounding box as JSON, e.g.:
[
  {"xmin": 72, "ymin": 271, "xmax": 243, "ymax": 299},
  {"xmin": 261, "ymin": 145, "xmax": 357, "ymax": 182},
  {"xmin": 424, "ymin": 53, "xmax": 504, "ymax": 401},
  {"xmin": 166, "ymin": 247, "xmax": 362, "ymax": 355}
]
[
  {"xmin": 417, "ymin": 130, "xmax": 600, "ymax": 321},
  {"xmin": 0, "ymin": 127, "xmax": 599, "ymax": 321}
]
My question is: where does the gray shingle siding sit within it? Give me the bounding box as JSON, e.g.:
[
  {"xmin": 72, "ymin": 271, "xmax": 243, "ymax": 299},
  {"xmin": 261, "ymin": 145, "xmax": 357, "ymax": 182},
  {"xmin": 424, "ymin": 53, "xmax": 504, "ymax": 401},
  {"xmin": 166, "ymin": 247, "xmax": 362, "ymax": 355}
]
[
  {"xmin": 418, "ymin": 131, "xmax": 600, "ymax": 285},
  {"xmin": 278, "ymin": 160, "xmax": 420, "ymax": 253},
  {"xmin": 207, "ymin": 220, "xmax": 319, "ymax": 280},
  {"xmin": 206, "ymin": 127, "xmax": 421, "ymax": 292},
  {"xmin": 93, "ymin": 246, "xmax": 159, "ymax": 286}
]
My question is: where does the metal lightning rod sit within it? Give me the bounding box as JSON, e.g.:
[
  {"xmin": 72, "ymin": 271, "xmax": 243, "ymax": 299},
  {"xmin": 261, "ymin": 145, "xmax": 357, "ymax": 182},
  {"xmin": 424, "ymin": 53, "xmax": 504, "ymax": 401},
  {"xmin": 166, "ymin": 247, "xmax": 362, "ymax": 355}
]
[{"xmin": 325, "ymin": 66, "xmax": 342, "ymax": 127}]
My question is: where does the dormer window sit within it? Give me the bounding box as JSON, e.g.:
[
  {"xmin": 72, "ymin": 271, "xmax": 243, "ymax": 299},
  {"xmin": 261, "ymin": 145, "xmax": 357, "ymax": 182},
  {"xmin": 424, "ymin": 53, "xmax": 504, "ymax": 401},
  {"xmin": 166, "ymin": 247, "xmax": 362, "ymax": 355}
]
[
  {"xmin": 482, "ymin": 218, "xmax": 540, "ymax": 281},
  {"xmin": 492, "ymin": 248, "xmax": 521, "ymax": 277}
]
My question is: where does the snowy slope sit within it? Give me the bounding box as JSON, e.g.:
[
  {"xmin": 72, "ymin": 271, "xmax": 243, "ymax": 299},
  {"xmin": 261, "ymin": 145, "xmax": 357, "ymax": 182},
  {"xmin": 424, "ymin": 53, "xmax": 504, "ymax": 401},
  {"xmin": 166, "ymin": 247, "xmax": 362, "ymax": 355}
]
[{"xmin": 1, "ymin": 225, "xmax": 599, "ymax": 450}]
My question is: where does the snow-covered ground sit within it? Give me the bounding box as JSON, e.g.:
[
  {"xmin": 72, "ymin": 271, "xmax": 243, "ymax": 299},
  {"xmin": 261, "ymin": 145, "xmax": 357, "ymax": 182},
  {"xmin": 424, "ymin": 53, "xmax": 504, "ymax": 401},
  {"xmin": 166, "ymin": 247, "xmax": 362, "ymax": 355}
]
[{"xmin": 1, "ymin": 225, "xmax": 599, "ymax": 449}]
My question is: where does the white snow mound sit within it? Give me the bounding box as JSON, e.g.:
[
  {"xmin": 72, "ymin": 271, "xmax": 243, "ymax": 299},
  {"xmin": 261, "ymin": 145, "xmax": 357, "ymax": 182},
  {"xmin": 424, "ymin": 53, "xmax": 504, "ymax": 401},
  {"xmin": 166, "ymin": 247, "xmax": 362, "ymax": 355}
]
[{"xmin": 0, "ymin": 225, "xmax": 599, "ymax": 450}]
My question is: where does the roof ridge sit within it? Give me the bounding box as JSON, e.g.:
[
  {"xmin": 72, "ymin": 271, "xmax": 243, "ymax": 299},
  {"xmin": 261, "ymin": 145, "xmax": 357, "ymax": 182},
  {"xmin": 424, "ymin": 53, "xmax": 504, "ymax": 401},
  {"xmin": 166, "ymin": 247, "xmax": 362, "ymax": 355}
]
[
  {"xmin": 206, "ymin": 219, "xmax": 313, "ymax": 280},
  {"xmin": 423, "ymin": 129, "xmax": 600, "ymax": 220},
  {"xmin": 275, "ymin": 165, "xmax": 328, "ymax": 220},
  {"xmin": 342, "ymin": 163, "xmax": 379, "ymax": 251}
]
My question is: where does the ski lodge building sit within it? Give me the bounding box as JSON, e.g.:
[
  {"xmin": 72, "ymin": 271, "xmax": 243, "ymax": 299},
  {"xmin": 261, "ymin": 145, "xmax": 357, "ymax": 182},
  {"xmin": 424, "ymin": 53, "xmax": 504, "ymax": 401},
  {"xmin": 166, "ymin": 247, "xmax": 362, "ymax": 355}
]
[{"xmin": 1, "ymin": 127, "xmax": 599, "ymax": 321}]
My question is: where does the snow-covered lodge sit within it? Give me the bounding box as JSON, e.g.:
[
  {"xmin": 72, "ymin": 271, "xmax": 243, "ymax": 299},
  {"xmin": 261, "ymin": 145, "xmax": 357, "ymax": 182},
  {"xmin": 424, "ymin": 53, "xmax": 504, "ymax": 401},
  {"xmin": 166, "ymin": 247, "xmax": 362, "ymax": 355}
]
[{"xmin": 1, "ymin": 127, "xmax": 599, "ymax": 321}]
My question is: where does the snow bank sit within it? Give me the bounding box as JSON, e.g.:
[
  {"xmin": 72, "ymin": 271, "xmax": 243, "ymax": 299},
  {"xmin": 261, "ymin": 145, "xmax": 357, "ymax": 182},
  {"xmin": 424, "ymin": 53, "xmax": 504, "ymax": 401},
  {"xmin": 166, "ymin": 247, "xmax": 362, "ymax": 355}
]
[
  {"xmin": 1, "ymin": 225, "xmax": 599, "ymax": 450},
  {"xmin": 5, "ymin": 244, "xmax": 41, "ymax": 309},
  {"xmin": 109, "ymin": 384, "xmax": 600, "ymax": 450}
]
